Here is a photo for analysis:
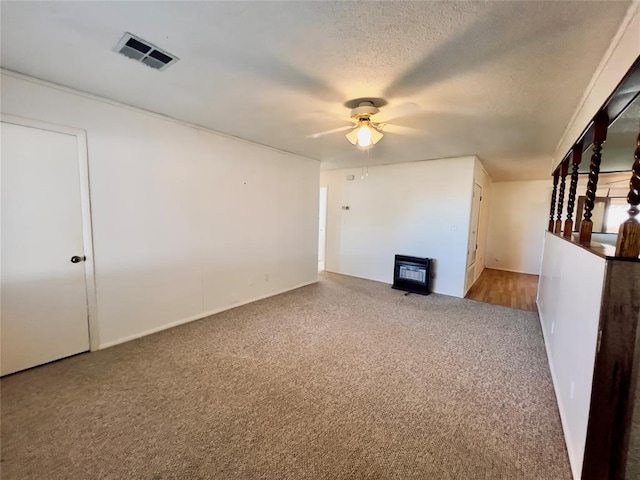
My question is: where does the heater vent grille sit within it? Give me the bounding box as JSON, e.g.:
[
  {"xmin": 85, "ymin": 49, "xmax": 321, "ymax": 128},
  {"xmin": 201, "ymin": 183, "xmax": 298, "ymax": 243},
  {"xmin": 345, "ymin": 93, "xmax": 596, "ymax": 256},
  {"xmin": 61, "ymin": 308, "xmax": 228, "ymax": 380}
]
[
  {"xmin": 392, "ymin": 255, "xmax": 432, "ymax": 296},
  {"xmin": 114, "ymin": 33, "xmax": 178, "ymax": 71}
]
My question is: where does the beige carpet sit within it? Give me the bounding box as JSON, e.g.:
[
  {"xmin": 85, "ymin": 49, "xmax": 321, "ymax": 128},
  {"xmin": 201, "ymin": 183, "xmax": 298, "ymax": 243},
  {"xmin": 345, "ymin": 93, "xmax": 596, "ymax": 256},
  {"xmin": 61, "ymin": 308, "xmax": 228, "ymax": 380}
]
[{"xmin": 1, "ymin": 273, "xmax": 571, "ymax": 479}]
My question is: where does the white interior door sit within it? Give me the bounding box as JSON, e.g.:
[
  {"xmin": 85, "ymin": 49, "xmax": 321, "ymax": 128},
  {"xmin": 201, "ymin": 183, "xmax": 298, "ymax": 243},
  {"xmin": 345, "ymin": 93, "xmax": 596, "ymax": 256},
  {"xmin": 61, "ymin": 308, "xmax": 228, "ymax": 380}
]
[
  {"xmin": 467, "ymin": 183, "xmax": 482, "ymax": 268},
  {"xmin": 1, "ymin": 121, "xmax": 90, "ymax": 376}
]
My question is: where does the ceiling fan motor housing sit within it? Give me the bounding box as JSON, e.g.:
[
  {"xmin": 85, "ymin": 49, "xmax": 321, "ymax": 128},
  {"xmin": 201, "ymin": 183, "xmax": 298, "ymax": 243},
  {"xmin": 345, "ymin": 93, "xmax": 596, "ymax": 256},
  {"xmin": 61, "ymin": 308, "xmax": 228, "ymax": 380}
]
[{"xmin": 350, "ymin": 101, "xmax": 379, "ymax": 121}]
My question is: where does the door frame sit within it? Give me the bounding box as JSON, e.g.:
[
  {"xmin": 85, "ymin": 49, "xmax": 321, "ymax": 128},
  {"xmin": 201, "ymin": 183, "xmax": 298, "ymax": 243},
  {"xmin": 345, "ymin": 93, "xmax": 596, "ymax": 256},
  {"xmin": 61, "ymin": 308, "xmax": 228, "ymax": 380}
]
[
  {"xmin": 1, "ymin": 114, "xmax": 99, "ymax": 351},
  {"xmin": 318, "ymin": 185, "xmax": 328, "ymax": 270},
  {"xmin": 465, "ymin": 182, "xmax": 483, "ymax": 295},
  {"xmin": 467, "ymin": 182, "xmax": 483, "ymax": 268}
]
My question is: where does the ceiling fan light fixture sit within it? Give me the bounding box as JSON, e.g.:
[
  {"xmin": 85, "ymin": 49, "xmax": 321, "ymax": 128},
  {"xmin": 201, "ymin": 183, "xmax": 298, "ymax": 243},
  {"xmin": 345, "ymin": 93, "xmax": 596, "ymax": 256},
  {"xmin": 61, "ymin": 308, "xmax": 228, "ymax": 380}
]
[
  {"xmin": 356, "ymin": 125, "xmax": 373, "ymax": 147},
  {"xmin": 346, "ymin": 120, "xmax": 383, "ymax": 148}
]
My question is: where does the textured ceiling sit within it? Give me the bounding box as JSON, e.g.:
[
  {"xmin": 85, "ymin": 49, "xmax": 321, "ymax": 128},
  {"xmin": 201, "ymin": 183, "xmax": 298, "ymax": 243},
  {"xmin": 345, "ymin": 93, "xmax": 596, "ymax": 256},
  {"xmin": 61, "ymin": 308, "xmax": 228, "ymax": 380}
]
[{"xmin": 0, "ymin": 1, "xmax": 632, "ymax": 180}]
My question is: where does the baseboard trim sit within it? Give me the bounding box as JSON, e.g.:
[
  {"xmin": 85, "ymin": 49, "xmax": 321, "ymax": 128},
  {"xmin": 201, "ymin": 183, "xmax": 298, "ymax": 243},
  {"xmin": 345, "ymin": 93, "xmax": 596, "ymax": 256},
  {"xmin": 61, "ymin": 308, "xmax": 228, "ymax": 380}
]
[
  {"xmin": 98, "ymin": 279, "xmax": 319, "ymax": 350},
  {"xmin": 488, "ymin": 266, "xmax": 539, "ymax": 275},
  {"xmin": 324, "ymin": 269, "xmax": 461, "ymax": 298},
  {"xmin": 537, "ymin": 301, "xmax": 581, "ymax": 480}
]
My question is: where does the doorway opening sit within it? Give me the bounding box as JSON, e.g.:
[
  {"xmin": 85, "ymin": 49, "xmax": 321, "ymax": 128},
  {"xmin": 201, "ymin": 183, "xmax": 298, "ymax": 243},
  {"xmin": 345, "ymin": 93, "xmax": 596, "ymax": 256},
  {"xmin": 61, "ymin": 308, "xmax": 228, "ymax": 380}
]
[{"xmin": 318, "ymin": 186, "xmax": 328, "ymax": 271}]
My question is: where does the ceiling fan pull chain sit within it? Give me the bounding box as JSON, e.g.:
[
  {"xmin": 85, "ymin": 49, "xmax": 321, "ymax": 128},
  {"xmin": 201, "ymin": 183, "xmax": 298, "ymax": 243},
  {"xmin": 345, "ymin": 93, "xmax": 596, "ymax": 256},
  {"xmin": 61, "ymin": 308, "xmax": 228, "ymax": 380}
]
[{"xmin": 366, "ymin": 149, "xmax": 370, "ymax": 177}]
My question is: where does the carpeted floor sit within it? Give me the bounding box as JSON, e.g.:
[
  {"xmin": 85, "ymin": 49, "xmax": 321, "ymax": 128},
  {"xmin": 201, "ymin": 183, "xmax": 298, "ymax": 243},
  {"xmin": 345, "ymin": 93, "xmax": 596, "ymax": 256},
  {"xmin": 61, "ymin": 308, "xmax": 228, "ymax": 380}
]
[{"xmin": 1, "ymin": 273, "xmax": 571, "ymax": 479}]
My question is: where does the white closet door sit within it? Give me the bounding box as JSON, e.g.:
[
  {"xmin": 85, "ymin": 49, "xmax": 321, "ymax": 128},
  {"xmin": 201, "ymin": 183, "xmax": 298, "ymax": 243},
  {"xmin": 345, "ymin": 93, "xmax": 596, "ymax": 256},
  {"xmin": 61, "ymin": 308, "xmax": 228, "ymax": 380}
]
[
  {"xmin": 1, "ymin": 122, "xmax": 90, "ymax": 376},
  {"xmin": 467, "ymin": 183, "xmax": 482, "ymax": 268}
]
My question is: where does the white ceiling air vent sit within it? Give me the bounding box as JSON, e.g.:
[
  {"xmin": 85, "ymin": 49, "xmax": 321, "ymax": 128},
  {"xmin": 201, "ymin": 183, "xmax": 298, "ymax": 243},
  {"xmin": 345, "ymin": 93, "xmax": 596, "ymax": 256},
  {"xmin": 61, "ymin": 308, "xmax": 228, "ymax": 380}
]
[{"xmin": 114, "ymin": 32, "xmax": 179, "ymax": 71}]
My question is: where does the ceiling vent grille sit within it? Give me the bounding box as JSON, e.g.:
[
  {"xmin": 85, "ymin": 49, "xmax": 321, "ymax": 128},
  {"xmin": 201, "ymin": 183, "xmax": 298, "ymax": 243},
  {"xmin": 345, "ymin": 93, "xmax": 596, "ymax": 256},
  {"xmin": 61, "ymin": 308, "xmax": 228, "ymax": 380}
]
[{"xmin": 114, "ymin": 33, "xmax": 179, "ymax": 71}]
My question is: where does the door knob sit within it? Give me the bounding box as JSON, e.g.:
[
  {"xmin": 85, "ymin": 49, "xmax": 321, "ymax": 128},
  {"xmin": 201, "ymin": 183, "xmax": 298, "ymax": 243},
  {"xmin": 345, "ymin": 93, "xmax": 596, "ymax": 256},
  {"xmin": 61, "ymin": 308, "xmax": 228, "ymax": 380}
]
[{"xmin": 70, "ymin": 256, "xmax": 85, "ymax": 263}]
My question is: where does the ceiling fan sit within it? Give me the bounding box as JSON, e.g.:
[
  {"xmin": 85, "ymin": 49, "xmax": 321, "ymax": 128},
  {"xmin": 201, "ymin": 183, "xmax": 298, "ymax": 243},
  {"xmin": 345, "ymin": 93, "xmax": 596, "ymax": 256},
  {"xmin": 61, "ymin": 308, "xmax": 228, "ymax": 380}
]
[{"xmin": 308, "ymin": 100, "xmax": 420, "ymax": 148}]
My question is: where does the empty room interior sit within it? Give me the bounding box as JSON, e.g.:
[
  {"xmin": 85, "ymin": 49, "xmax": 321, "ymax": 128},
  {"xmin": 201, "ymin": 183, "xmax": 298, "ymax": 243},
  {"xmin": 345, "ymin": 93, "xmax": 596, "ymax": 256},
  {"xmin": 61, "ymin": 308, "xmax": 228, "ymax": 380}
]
[{"xmin": 2, "ymin": 2, "xmax": 640, "ymax": 479}]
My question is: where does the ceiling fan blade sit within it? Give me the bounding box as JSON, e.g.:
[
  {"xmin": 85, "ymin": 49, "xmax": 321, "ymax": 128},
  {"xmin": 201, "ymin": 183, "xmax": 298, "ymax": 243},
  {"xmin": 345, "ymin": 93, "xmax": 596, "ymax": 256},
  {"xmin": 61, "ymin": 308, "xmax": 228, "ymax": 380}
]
[
  {"xmin": 380, "ymin": 123, "xmax": 423, "ymax": 136},
  {"xmin": 373, "ymin": 102, "xmax": 420, "ymax": 123},
  {"xmin": 307, "ymin": 125, "xmax": 355, "ymax": 139}
]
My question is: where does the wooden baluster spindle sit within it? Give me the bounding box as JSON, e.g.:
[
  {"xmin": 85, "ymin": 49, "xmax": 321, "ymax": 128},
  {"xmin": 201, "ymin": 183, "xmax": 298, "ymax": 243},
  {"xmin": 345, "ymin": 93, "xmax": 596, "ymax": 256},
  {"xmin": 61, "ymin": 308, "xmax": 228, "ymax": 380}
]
[
  {"xmin": 615, "ymin": 127, "xmax": 640, "ymax": 258},
  {"xmin": 580, "ymin": 113, "xmax": 608, "ymax": 243},
  {"xmin": 555, "ymin": 162, "xmax": 568, "ymax": 234},
  {"xmin": 564, "ymin": 146, "xmax": 582, "ymax": 237},
  {"xmin": 549, "ymin": 171, "xmax": 559, "ymax": 232}
]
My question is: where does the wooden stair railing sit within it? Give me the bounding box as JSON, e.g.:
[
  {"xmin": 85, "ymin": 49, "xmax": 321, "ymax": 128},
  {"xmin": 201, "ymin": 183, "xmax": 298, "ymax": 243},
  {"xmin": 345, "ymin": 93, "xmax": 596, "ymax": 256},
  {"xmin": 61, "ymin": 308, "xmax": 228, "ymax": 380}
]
[
  {"xmin": 551, "ymin": 54, "xmax": 640, "ymax": 480},
  {"xmin": 555, "ymin": 161, "xmax": 568, "ymax": 234},
  {"xmin": 615, "ymin": 126, "xmax": 640, "ymax": 258},
  {"xmin": 580, "ymin": 113, "xmax": 608, "ymax": 243},
  {"xmin": 549, "ymin": 171, "xmax": 559, "ymax": 232},
  {"xmin": 564, "ymin": 145, "xmax": 582, "ymax": 237}
]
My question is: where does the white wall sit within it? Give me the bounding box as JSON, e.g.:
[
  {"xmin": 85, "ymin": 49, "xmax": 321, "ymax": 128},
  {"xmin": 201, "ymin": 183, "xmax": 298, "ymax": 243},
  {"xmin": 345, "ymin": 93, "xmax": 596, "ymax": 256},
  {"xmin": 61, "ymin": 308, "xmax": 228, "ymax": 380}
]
[
  {"xmin": 1, "ymin": 72, "xmax": 320, "ymax": 348},
  {"xmin": 537, "ymin": 232, "xmax": 606, "ymax": 479},
  {"xmin": 321, "ymin": 157, "xmax": 475, "ymax": 298},
  {"xmin": 486, "ymin": 180, "xmax": 550, "ymax": 275}
]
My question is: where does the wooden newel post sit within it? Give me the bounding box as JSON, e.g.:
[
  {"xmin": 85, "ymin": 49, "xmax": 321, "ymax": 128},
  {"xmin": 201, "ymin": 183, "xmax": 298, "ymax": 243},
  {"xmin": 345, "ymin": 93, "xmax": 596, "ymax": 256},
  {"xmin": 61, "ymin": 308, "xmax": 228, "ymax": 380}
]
[
  {"xmin": 580, "ymin": 113, "xmax": 608, "ymax": 243},
  {"xmin": 555, "ymin": 162, "xmax": 569, "ymax": 234},
  {"xmin": 549, "ymin": 171, "xmax": 559, "ymax": 232},
  {"xmin": 564, "ymin": 146, "xmax": 582, "ymax": 237},
  {"xmin": 615, "ymin": 127, "xmax": 640, "ymax": 258}
]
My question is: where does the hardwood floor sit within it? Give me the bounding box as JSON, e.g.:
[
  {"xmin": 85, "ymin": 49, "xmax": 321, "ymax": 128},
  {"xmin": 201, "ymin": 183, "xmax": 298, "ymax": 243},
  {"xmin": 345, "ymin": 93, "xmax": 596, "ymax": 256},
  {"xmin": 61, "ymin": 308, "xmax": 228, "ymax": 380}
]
[{"xmin": 465, "ymin": 268, "xmax": 539, "ymax": 312}]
